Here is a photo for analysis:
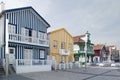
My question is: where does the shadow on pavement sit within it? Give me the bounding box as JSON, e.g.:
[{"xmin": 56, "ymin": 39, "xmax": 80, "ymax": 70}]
[{"xmin": 0, "ymin": 74, "xmax": 33, "ymax": 80}]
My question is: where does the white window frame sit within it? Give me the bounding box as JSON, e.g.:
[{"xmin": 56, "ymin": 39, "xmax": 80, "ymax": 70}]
[
  {"xmin": 53, "ymin": 40, "xmax": 58, "ymax": 48},
  {"xmin": 32, "ymin": 30, "xmax": 37, "ymax": 38},
  {"xmin": 25, "ymin": 28, "xmax": 29, "ymax": 36},
  {"xmin": 40, "ymin": 50, "xmax": 45, "ymax": 59},
  {"xmin": 38, "ymin": 32, "xmax": 45, "ymax": 39},
  {"xmin": 8, "ymin": 24, "xmax": 16, "ymax": 34},
  {"xmin": 61, "ymin": 42, "xmax": 65, "ymax": 49}
]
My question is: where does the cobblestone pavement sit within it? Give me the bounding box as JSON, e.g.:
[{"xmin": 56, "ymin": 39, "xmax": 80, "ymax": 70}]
[{"xmin": 0, "ymin": 67, "xmax": 120, "ymax": 80}]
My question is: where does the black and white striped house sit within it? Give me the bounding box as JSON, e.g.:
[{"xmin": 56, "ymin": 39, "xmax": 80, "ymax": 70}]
[{"xmin": 0, "ymin": 5, "xmax": 51, "ymax": 73}]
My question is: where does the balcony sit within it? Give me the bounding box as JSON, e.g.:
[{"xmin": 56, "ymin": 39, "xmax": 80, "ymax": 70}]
[
  {"xmin": 59, "ymin": 49, "xmax": 70, "ymax": 55},
  {"xmin": 79, "ymin": 51, "xmax": 85, "ymax": 53},
  {"xmin": 8, "ymin": 33, "xmax": 49, "ymax": 47}
]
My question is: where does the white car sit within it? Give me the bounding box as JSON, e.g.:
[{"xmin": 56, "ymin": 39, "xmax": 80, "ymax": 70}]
[
  {"xmin": 98, "ymin": 62, "xmax": 111, "ymax": 67},
  {"xmin": 98, "ymin": 63, "xmax": 105, "ymax": 67},
  {"xmin": 111, "ymin": 63, "xmax": 120, "ymax": 67}
]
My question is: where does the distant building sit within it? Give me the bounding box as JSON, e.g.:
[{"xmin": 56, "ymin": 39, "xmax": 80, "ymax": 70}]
[
  {"xmin": 93, "ymin": 44, "xmax": 107, "ymax": 63},
  {"xmin": 108, "ymin": 45, "xmax": 119, "ymax": 62},
  {"xmin": 73, "ymin": 32, "xmax": 94, "ymax": 63}
]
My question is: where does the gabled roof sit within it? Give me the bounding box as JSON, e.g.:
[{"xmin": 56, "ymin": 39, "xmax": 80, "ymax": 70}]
[
  {"xmin": 93, "ymin": 44, "xmax": 105, "ymax": 50},
  {"xmin": 49, "ymin": 28, "xmax": 73, "ymax": 38},
  {"xmin": 73, "ymin": 34, "xmax": 85, "ymax": 43},
  {"xmin": 1, "ymin": 6, "xmax": 50, "ymax": 28}
]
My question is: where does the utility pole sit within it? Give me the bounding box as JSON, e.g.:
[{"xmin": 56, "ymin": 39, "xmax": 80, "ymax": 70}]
[
  {"xmin": 5, "ymin": 19, "xmax": 9, "ymax": 76},
  {"xmin": 85, "ymin": 32, "xmax": 88, "ymax": 70}
]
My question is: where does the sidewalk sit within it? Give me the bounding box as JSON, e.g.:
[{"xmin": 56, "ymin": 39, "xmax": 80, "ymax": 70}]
[{"xmin": 0, "ymin": 67, "xmax": 120, "ymax": 80}]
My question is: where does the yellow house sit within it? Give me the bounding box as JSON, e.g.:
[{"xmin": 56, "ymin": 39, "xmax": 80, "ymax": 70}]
[{"xmin": 49, "ymin": 28, "xmax": 74, "ymax": 64}]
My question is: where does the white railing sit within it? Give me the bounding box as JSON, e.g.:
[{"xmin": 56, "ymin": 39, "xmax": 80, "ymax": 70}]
[
  {"xmin": 15, "ymin": 59, "xmax": 52, "ymax": 66},
  {"xmin": 79, "ymin": 51, "xmax": 85, "ymax": 53},
  {"xmin": 9, "ymin": 33, "xmax": 49, "ymax": 46},
  {"xmin": 59, "ymin": 49, "xmax": 70, "ymax": 55}
]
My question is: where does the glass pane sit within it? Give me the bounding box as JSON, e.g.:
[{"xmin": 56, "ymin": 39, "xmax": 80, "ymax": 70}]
[
  {"xmin": 9, "ymin": 49, "xmax": 14, "ymax": 54},
  {"xmin": 40, "ymin": 50, "xmax": 45, "ymax": 58},
  {"xmin": 8, "ymin": 24, "xmax": 16, "ymax": 33}
]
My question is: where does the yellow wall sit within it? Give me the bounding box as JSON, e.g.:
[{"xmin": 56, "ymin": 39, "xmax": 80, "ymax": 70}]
[{"xmin": 49, "ymin": 28, "xmax": 74, "ymax": 64}]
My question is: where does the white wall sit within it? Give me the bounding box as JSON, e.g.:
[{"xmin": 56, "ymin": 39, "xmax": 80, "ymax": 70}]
[
  {"xmin": 74, "ymin": 44, "xmax": 79, "ymax": 51},
  {"xmin": 0, "ymin": 16, "xmax": 4, "ymax": 47},
  {"xmin": 16, "ymin": 65, "xmax": 51, "ymax": 74}
]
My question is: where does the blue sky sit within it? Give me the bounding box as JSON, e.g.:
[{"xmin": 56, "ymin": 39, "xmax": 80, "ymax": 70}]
[{"xmin": 1, "ymin": 0, "xmax": 120, "ymax": 49}]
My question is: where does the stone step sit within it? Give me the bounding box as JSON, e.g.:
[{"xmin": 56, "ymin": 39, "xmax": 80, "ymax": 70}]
[
  {"xmin": 0, "ymin": 66, "xmax": 5, "ymax": 75},
  {"xmin": 9, "ymin": 64, "xmax": 15, "ymax": 74}
]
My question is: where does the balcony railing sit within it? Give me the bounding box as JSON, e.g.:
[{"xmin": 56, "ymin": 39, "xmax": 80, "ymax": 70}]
[
  {"xmin": 9, "ymin": 33, "xmax": 49, "ymax": 46},
  {"xmin": 16, "ymin": 59, "xmax": 52, "ymax": 66},
  {"xmin": 59, "ymin": 49, "xmax": 70, "ymax": 55}
]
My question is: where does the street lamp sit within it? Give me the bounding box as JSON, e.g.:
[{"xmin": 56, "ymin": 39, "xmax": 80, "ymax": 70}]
[
  {"xmin": 5, "ymin": 19, "xmax": 9, "ymax": 76},
  {"xmin": 81, "ymin": 31, "xmax": 88, "ymax": 70}
]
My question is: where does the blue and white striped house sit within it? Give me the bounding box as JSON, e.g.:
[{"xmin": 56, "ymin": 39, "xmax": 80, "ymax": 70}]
[{"xmin": 0, "ymin": 5, "xmax": 51, "ymax": 73}]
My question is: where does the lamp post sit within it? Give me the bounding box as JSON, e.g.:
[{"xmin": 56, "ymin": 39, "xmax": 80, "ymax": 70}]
[
  {"xmin": 5, "ymin": 19, "xmax": 9, "ymax": 76},
  {"xmin": 81, "ymin": 31, "xmax": 88, "ymax": 70},
  {"xmin": 85, "ymin": 32, "xmax": 88, "ymax": 70}
]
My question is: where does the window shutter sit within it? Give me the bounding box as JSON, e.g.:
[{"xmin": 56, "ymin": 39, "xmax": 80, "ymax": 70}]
[
  {"xmin": 21, "ymin": 27, "xmax": 25, "ymax": 36},
  {"xmin": 32, "ymin": 30, "xmax": 37, "ymax": 38},
  {"xmin": 44, "ymin": 33, "xmax": 47, "ymax": 40}
]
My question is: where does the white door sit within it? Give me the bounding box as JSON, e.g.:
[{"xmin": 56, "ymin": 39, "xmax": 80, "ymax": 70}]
[
  {"xmin": 9, "ymin": 48, "xmax": 15, "ymax": 64},
  {"xmin": 24, "ymin": 49, "xmax": 33, "ymax": 65}
]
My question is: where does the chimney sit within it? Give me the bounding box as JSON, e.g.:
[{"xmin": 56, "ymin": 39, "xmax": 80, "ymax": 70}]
[{"xmin": 0, "ymin": 2, "xmax": 5, "ymax": 13}]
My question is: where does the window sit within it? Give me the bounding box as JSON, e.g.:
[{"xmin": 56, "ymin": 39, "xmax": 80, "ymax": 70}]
[
  {"xmin": 32, "ymin": 30, "xmax": 37, "ymax": 38},
  {"xmin": 38, "ymin": 32, "xmax": 44, "ymax": 39},
  {"xmin": 40, "ymin": 50, "xmax": 45, "ymax": 59},
  {"xmin": 8, "ymin": 24, "xmax": 16, "ymax": 34},
  {"xmin": 44, "ymin": 33, "xmax": 47, "ymax": 39},
  {"xmin": 80, "ymin": 46, "xmax": 84, "ymax": 51},
  {"xmin": 9, "ymin": 49, "xmax": 14, "ymax": 54},
  {"xmin": 29, "ymin": 29, "xmax": 32, "ymax": 36},
  {"xmin": 25, "ymin": 28, "xmax": 32, "ymax": 37},
  {"xmin": 53, "ymin": 41, "xmax": 58, "ymax": 48},
  {"xmin": 68, "ymin": 43, "xmax": 72, "ymax": 50},
  {"xmin": 61, "ymin": 42, "xmax": 65, "ymax": 49}
]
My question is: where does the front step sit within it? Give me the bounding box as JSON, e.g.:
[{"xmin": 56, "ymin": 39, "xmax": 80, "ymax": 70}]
[
  {"xmin": 0, "ymin": 66, "xmax": 5, "ymax": 75},
  {"xmin": 8, "ymin": 64, "xmax": 15, "ymax": 74}
]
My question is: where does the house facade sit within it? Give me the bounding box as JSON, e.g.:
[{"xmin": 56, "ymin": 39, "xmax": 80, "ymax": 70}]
[
  {"xmin": 108, "ymin": 45, "xmax": 119, "ymax": 62},
  {"xmin": 0, "ymin": 6, "xmax": 51, "ymax": 73},
  {"xmin": 73, "ymin": 32, "xmax": 94, "ymax": 63},
  {"xmin": 93, "ymin": 44, "xmax": 107, "ymax": 63},
  {"xmin": 49, "ymin": 28, "xmax": 74, "ymax": 66}
]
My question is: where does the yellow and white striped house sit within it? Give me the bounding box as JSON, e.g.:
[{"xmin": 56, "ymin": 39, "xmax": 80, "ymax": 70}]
[{"xmin": 49, "ymin": 28, "xmax": 74, "ymax": 64}]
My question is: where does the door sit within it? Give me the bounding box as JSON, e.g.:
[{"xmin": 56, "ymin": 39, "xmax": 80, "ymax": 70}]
[
  {"xmin": 9, "ymin": 48, "xmax": 15, "ymax": 65},
  {"xmin": 24, "ymin": 49, "xmax": 33, "ymax": 65}
]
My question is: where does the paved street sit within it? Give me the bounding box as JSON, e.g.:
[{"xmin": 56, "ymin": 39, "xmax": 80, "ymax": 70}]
[{"xmin": 0, "ymin": 67, "xmax": 120, "ymax": 80}]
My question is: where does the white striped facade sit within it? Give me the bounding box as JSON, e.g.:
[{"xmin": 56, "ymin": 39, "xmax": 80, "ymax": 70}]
[{"xmin": 0, "ymin": 7, "xmax": 50, "ymax": 61}]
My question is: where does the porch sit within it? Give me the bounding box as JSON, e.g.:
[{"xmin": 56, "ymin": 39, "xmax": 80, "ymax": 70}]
[
  {"xmin": 2, "ymin": 41, "xmax": 51, "ymax": 74},
  {"xmin": 5, "ymin": 59, "xmax": 52, "ymax": 74}
]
